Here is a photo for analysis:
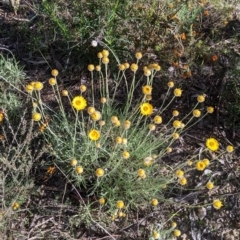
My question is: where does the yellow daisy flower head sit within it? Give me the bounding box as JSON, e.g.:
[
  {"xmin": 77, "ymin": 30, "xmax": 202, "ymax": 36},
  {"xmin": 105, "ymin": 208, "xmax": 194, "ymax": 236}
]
[
  {"xmin": 97, "ymin": 52, "xmax": 103, "ymax": 58},
  {"xmin": 95, "ymin": 65, "xmax": 101, "ymax": 71},
  {"xmin": 172, "ymin": 110, "xmax": 179, "ymax": 117},
  {"xmin": 153, "ymin": 231, "xmax": 160, "ymax": 239},
  {"xmin": 197, "ymin": 95, "xmax": 205, "ymax": 103},
  {"xmin": 173, "ymin": 132, "xmax": 180, "ymax": 139},
  {"xmin": 145, "ymin": 94, "xmax": 152, "ymax": 101},
  {"xmin": 99, "ymin": 198, "xmax": 105, "ymax": 205},
  {"xmin": 193, "ymin": 109, "xmax": 201, "ymax": 117},
  {"xmin": 116, "ymin": 136, "xmax": 123, "ymax": 144},
  {"xmin": 187, "ymin": 159, "xmax": 193, "ymax": 166},
  {"xmin": 100, "ymin": 97, "xmax": 107, "ymax": 104},
  {"xmin": 124, "ymin": 62, "xmax": 130, "ymax": 69},
  {"xmin": 91, "ymin": 111, "xmax": 102, "ymax": 121},
  {"xmin": 116, "ymin": 200, "xmax": 124, "ymax": 209},
  {"xmin": 137, "ymin": 169, "xmax": 146, "ymax": 178},
  {"xmin": 62, "ymin": 90, "xmax": 68, "ymax": 96},
  {"xmin": 12, "ymin": 202, "xmax": 20, "ymax": 210},
  {"xmin": 174, "ymin": 88, "xmax": 182, "ymax": 97},
  {"xmin": 118, "ymin": 211, "xmax": 124, "ymax": 217},
  {"xmin": 135, "ymin": 52, "xmax": 143, "ymax": 59},
  {"xmin": 149, "ymin": 124, "xmax": 156, "ymax": 131},
  {"xmin": 99, "ymin": 120, "xmax": 105, "ymax": 127},
  {"xmin": 213, "ymin": 199, "xmax": 223, "ymax": 209},
  {"xmin": 80, "ymin": 84, "xmax": 87, "ymax": 92},
  {"xmin": 154, "ymin": 115, "xmax": 162, "ymax": 124},
  {"xmin": 122, "ymin": 150, "xmax": 130, "ymax": 159},
  {"xmin": 130, "ymin": 63, "xmax": 138, "ymax": 72},
  {"xmin": 0, "ymin": 112, "xmax": 4, "ymax": 122},
  {"xmin": 167, "ymin": 147, "xmax": 172, "ymax": 153},
  {"xmin": 171, "ymin": 222, "xmax": 177, "ymax": 228},
  {"xmin": 140, "ymin": 102, "xmax": 153, "ymax": 116},
  {"xmin": 72, "ymin": 96, "xmax": 87, "ymax": 111},
  {"xmin": 111, "ymin": 116, "xmax": 119, "ymax": 124},
  {"xmin": 124, "ymin": 120, "xmax": 131, "ymax": 130},
  {"xmin": 202, "ymin": 158, "xmax": 210, "ymax": 166},
  {"xmin": 143, "ymin": 156, "xmax": 153, "ymax": 166},
  {"xmin": 119, "ymin": 64, "xmax": 126, "ymax": 71},
  {"xmin": 102, "ymin": 49, "xmax": 109, "ymax": 57},
  {"xmin": 51, "ymin": 69, "xmax": 59, "ymax": 77},
  {"xmin": 226, "ymin": 145, "xmax": 234, "ymax": 153},
  {"xmin": 179, "ymin": 177, "xmax": 187, "ymax": 185},
  {"xmin": 168, "ymin": 81, "xmax": 174, "ymax": 88},
  {"xmin": 173, "ymin": 120, "xmax": 182, "ymax": 128},
  {"xmin": 207, "ymin": 106, "xmax": 214, "ymax": 113},
  {"xmin": 176, "ymin": 169, "xmax": 184, "ymax": 178},
  {"xmin": 102, "ymin": 57, "xmax": 109, "ymax": 64},
  {"xmin": 32, "ymin": 112, "xmax": 41, "ymax": 121},
  {"xmin": 70, "ymin": 158, "xmax": 77, "ymax": 166},
  {"xmin": 88, "ymin": 106, "xmax": 96, "ymax": 115},
  {"xmin": 114, "ymin": 120, "xmax": 121, "ymax": 127},
  {"xmin": 34, "ymin": 81, "xmax": 43, "ymax": 91},
  {"xmin": 173, "ymin": 229, "xmax": 181, "ymax": 237},
  {"xmin": 144, "ymin": 68, "xmax": 151, "ymax": 76},
  {"xmin": 25, "ymin": 84, "xmax": 34, "ymax": 93},
  {"xmin": 95, "ymin": 168, "xmax": 104, "ymax": 177},
  {"xmin": 88, "ymin": 129, "xmax": 100, "ymax": 141},
  {"xmin": 206, "ymin": 181, "xmax": 214, "ymax": 190},
  {"xmin": 206, "ymin": 137, "xmax": 219, "ymax": 151},
  {"xmin": 87, "ymin": 64, "xmax": 95, "ymax": 71},
  {"xmin": 122, "ymin": 138, "xmax": 128, "ymax": 145},
  {"xmin": 142, "ymin": 85, "xmax": 152, "ymax": 95},
  {"xmin": 49, "ymin": 78, "xmax": 56, "ymax": 86},
  {"xmin": 76, "ymin": 166, "xmax": 84, "ymax": 174},
  {"xmin": 196, "ymin": 160, "xmax": 206, "ymax": 171},
  {"xmin": 151, "ymin": 198, "xmax": 158, "ymax": 206}
]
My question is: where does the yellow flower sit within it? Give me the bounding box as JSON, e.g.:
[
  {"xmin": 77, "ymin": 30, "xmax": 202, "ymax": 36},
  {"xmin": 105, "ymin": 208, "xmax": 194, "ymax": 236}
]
[
  {"xmin": 168, "ymin": 81, "xmax": 174, "ymax": 88},
  {"xmin": 135, "ymin": 52, "xmax": 143, "ymax": 59},
  {"xmin": 154, "ymin": 115, "xmax": 162, "ymax": 124},
  {"xmin": 122, "ymin": 138, "xmax": 127, "ymax": 145},
  {"xmin": 34, "ymin": 81, "xmax": 43, "ymax": 91},
  {"xmin": 226, "ymin": 145, "xmax": 234, "ymax": 153},
  {"xmin": 88, "ymin": 107, "xmax": 96, "ymax": 115},
  {"xmin": 76, "ymin": 166, "xmax": 84, "ymax": 174},
  {"xmin": 173, "ymin": 133, "xmax": 180, "ymax": 139},
  {"xmin": 173, "ymin": 229, "xmax": 181, "ymax": 237},
  {"xmin": 12, "ymin": 202, "xmax": 19, "ymax": 210},
  {"xmin": 140, "ymin": 102, "xmax": 153, "ymax": 116},
  {"xmin": 0, "ymin": 112, "xmax": 4, "ymax": 122},
  {"xmin": 51, "ymin": 69, "xmax": 59, "ymax": 77},
  {"xmin": 142, "ymin": 85, "xmax": 152, "ymax": 95},
  {"xmin": 124, "ymin": 62, "xmax": 130, "ymax": 69},
  {"xmin": 196, "ymin": 160, "xmax": 206, "ymax": 171},
  {"xmin": 32, "ymin": 112, "xmax": 41, "ymax": 121},
  {"xmin": 95, "ymin": 65, "xmax": 101, "ymax": 71},
  {"xmin": 99, "ymin": 120, "xmax": 105, "ymax": 127},
  {"xmin": 137, "ymin": 169, "xmax": 146, "ymax": 178},
  {"xmin": 167, "ymin": 147, "xmax": 172, "ymax": 153},
  {"xmin": 213, "ymin": 199, "xmax": 223, "ymax": 209},
  {"xmin": 118, "ymin": 211, "xmax": 124, "ymax": 217},
  {"xmin": 149, "ymin": 124, "xmax": 156, "ymax": 131},
  {"xmin": 97, "ymin": 52, "xmax": 103, "ymax": 58},
  {"xmin": 173, "ymin": 120, "xmax": 182, "ymax": 128},
  {"xmin": 122, "ymin": 151, "xmax": 130, "ymax": 159},
  {"xmin": 25, "ymin": 84, "xmax": 34, "ymax": 93},
  {"xmin": 116, "ymin": 200, "xmax": 124, "ymax": 209},
  {"xmin": 171, "ymin": 222, "xmax": 177, "ymax": 228},
  {"xmin": 148, "ymin": 63, "xmax": 161, "ymax": 71},
  {"xmin": 203, "ymin": 158, "xmax": 210, "ymax": 166},
  {"xmin": 95, "ymin": 168, "xmax": 104, "ymax": 177},
  {"xmin": 151, "ymin": 198, "xmax": 158, "ymax": 206},
  {"xmin": 179, "ymin": 177, "xmax": 187, "ymax": 185},
  {"xmin": 49, "ymin": 78, "xmax": 56, "ymax": 86},
  {"xmin": 172, "ymin": 110, "xmax": 179, "ymax": 117},
  {"xmin": 62, "ymin": 90, "xmax": 68, "ymax": 96},
  {"xmin": 99, "ymin": 198, "xmax": 105, "ymax": 205},
  {"xmin": 116, "ymin": 136, "xmax": 123, "ymax": 144},
  {"xmin": 146, "ymin": 94, "xmax": 152, "ymax": 100},
  {"xmin": 197, "ymin": 95, "xmax": 205, "ymax": 102},
  {"xmin": 153, "ymin": 230, "xmax": 160, "ymax": 239},
  {"xmin": 187, "ymin": 159, "xmax": 193, "ymax": 166},
  {"xmin": 124, "ymin": 120, "xmax": 131, "ymax": 129},
  {"xmin": 70, "ymin": 159, "xmax": 77, "ymax": 166},
  {"xmin": 206, "ymin": 181, "xmax": 214, "ymax": 190},
  {"xmin": 176, "ymin": 169, "xmax": 184, "ymax": 178},
  {"xmin": 207, "ymin": 106, "xmax": 214, "ymax": 113},
  {"xmin": 111, "ymin": 116, "xmax": 118, "ymax": 123},
  {"xmin": 102, "ymin": 49, "xmax": 109, "ymax": 57},
  {"xmin": 206, "ymin": 137, "xmax": 219, "ymax": 151},
  {"xmin": 144, "ymin": 69, "xmax": 151, "ymax": 76},
  {"xmin": 102, "ymin": 57, "xmax": 109, "ymax": 64},
  {"xmin": 72, "ymin": 96, "xmax": 87, "ymax": 111},
  {"xmin": 119, "ymin": 64, "xmax": 126, "ymax": 71},
  {"xmin": 130, "ymin": 63, "xmax": 138, "ymax": 72},
  {"xmin": 114, "ymin": 120, "xmax": 121, "ymax": 127},
  {"xmin": 80, "ymin": 85, "xmax": 87, "ymax": 92},
  {"xmin": 88, "ymin": 129, "xmax": 100, "ymax": 141},
  {"xmin": 193, "ymin": 109, "xmax": 201, "ymax": 117},
  {"xmin": 174, "ymin": 88, "xmax": 182, "ymax": 97},
  {"xmin": 143, "ymin": 156, "xmax": 153, "ymax": 166},
  {"xmin": 91, "ymin": 111, "xmax": 102, "ymax": 121},
  {"xmin": 88, "ymin": 64, "xmax": 95, "ymax": 71},
  {"xmin": 101, "ymin": 97, "xmax": 107, "ymax": 104}
]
